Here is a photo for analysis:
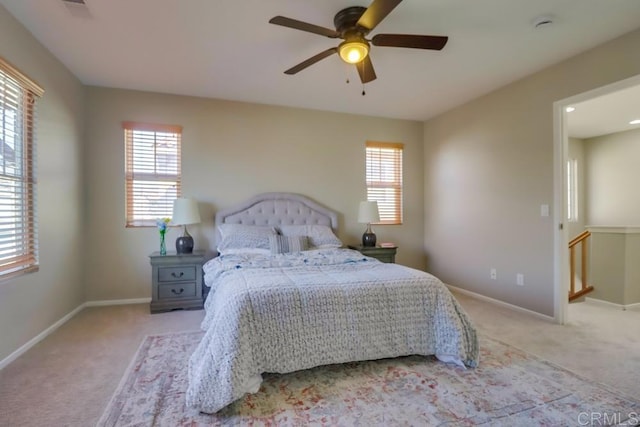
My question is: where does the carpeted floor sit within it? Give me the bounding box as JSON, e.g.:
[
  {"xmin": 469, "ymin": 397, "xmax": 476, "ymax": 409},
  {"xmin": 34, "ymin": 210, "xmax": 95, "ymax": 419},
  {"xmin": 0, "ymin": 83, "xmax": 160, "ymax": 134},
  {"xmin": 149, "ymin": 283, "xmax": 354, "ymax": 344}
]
[
  {"xmin": 98, "ymin": 331, "xmax": 639, "ymax": 426},
  {"xmin": 1, "ymin": 295, "xmax": 639, "ymax": 426}
]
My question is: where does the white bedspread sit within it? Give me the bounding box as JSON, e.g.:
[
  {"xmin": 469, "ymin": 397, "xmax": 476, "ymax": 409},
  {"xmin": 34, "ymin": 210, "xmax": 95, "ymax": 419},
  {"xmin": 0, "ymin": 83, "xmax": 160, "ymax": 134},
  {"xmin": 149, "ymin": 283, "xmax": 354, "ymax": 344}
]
[{"xmin": 186, "ymin": 249, "xmax": 479, "ymax": 413}]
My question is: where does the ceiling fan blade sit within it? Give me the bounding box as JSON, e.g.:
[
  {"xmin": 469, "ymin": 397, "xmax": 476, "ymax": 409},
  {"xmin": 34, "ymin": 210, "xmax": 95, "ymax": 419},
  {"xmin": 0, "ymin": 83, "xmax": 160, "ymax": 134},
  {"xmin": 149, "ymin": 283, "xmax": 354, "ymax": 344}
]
[
  {"xmin": 284, "ymin": 48, "xmax": 338, "ymax": 75},
  {"xmin": 372, "ymin": 34, "xmax": 448, "ymax": 50},
  {"xmin": 356, "ymin": 56, "xmax": 377, "ymax": 84},
  {"xmin": 269, "ymin": 16, "xmax": 339, "ymax": 38},
  {"xmin": 357, "ymin": 0, "xmax": 402, "ymax": 31}
]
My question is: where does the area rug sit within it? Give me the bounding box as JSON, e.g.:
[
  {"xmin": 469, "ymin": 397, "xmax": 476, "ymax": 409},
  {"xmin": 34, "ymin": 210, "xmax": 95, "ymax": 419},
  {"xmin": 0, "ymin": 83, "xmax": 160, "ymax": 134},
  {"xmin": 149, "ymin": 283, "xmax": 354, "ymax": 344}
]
[{"xmin": 98, "ymin": 331, "xmax": 639, "ymax": 426}]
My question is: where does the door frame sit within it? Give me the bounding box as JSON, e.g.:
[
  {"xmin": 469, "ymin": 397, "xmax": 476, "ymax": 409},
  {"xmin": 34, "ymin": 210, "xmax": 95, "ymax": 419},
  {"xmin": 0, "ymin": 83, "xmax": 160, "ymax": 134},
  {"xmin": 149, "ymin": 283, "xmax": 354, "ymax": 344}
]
[{"xmin": 553, "ymin": 73, "xmax": 640, "ymax": 324}]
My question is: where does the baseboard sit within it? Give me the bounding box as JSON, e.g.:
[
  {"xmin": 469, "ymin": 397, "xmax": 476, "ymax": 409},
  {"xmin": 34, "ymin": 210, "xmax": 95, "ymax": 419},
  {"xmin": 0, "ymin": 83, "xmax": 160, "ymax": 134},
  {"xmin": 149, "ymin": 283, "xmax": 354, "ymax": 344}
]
[
  {"xmin": 0, "ymin": 303, "xmax": 86, "ymax": 370},
  {"xmin": 446, "ymin": 284, "xmax": 555, "ymax": 323},
  {"xmin": 1, "ymin": 297, "xmax": 152, "ymax": 371},
  {"xmin": 84, "ymin": 297, "xmax": 151, "ymax": 307},
  {"xmin": 584, "ymin": 297, "xmax": 640, "ymax": 311},
  {"xmin": 626, "ymin": 303, "xmax": 640, "ymax": 312}
]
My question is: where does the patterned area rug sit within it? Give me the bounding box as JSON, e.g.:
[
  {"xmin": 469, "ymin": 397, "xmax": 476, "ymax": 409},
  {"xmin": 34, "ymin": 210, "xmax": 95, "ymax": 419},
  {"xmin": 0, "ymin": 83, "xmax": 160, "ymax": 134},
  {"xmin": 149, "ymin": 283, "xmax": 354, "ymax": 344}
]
[{"xmin": 98, "ymin": 331, "xmax": 639, "ymax": 426}]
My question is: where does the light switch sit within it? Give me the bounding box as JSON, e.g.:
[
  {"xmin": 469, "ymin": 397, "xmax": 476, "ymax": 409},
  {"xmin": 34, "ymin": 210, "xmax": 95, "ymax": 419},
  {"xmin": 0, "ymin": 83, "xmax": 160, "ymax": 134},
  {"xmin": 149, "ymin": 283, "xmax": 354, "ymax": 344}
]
[{"xmin": 540, "ymin": 204, "xmax": 550, "ymax": 217}]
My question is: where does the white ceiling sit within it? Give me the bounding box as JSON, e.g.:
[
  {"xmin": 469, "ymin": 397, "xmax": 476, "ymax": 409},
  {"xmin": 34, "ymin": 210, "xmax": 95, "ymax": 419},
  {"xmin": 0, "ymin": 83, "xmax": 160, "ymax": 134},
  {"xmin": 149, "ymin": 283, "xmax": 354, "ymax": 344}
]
[
  {"xmin": 2, "ymin": 0, "xmax": 640, "ymax": 125},
  {"xmin": 566, "ymin": 84, "xmax": 640, "ymax": 139}
]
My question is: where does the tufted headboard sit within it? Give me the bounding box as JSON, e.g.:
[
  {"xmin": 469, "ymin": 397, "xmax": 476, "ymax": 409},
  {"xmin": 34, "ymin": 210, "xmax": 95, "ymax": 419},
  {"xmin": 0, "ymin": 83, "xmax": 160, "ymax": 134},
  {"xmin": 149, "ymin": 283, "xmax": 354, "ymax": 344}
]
[{"xmin": 215, "ymin": 193, "xmax": 339, "ymax": 233}]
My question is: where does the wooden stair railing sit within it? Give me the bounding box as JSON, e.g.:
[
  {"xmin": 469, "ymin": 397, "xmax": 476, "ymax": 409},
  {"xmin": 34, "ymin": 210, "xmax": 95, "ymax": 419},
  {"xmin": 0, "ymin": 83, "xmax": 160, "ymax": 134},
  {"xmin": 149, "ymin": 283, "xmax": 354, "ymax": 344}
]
[{"xmin": 568, "ymin": 230, "xmax": 594, "ymax": 301}]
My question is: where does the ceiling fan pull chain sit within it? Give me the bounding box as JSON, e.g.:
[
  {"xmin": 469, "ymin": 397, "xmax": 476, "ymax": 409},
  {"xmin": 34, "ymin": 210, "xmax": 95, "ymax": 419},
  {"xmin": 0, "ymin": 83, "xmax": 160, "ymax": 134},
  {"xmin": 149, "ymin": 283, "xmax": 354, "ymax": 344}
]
[{"xmin": 362, "ymin": 84, "xmax": 366, "ymax": 96}]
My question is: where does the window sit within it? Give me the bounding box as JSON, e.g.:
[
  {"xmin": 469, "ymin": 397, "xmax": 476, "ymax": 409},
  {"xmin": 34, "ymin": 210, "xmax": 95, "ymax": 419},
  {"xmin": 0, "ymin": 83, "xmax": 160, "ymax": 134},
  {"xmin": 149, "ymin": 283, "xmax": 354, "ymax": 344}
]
[
  {"xmin": 0, "ymin": 57, "xmax": 43, "ymax": 279},
  {"xmin": 365, "ymin": 141, "xmax": 403, "ymax": 224},
  {"xmin": 124, "ymin": 122, "xmax": 182, "ymax": 227},
  {"xmin": 567, "ymin": 158, "xmax": 578, "ymax": 222}
]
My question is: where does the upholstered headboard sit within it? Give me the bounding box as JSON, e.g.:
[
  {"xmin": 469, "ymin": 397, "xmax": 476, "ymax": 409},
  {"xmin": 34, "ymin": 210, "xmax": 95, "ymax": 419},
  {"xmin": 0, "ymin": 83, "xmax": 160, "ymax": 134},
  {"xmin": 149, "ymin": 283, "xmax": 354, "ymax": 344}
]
[{"xmin": 215, "ymin": 193, "xmax": 339, "ymax": 231}]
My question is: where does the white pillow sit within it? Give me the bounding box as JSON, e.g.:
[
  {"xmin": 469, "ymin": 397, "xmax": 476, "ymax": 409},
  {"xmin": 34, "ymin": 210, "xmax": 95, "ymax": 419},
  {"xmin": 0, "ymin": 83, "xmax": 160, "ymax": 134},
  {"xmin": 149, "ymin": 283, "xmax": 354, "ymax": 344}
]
[
  {"xmin": 269, "ymin": 235, "xmax": 309, "ymax": 254},
  {"xmin": 217, "ymin": 224, "xmax": 277, "ymax": 255},
  {"xmin": 278, "ymin": 224, "xmax": 342, "ymax": 249}
]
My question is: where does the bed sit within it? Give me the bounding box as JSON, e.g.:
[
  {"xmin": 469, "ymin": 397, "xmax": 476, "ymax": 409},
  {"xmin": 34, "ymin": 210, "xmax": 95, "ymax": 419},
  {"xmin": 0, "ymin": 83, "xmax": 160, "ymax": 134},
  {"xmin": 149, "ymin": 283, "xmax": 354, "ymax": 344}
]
[{"xmin": 186, "ymin": 192, "xmax": 479, "ymax": 413}]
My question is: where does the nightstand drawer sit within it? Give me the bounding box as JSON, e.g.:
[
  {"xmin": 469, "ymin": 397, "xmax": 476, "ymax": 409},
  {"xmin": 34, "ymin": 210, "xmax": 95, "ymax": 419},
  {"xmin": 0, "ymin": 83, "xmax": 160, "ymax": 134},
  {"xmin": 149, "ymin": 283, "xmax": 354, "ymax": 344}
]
[
  {"xmin": 149, "ymin": 251, "xmax": 208, "ymax": 313},
  {"xmin": 373, "ymin": 253, "xmax": 395, "ymax": 263},
  {"xmin": 157, "ymin": 266, "xmax": 196, "ymax": 282},
  {"xmin": 158, "ymin": 282, "xmax": 197, "ymax": 299},
  {"xmin": 348, "ymin": 245, "xmax": 397, "ymax": 263}
]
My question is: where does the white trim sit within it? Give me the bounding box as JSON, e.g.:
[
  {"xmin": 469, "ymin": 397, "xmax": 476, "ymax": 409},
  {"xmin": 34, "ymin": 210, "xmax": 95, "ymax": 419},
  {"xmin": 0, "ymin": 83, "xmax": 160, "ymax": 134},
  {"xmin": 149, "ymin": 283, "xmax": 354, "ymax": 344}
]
[
  {"xmin": 586, "ymin": 226, "xmax": 640, "ymax": 234},
  {"xmin": 552, "ymin": 73, "xmax": 640, "ymax": 326},
  {"xmin": 627, "ymin": 303, "xmax": 640, "ymax": 312},
  {"xmin": 446, "ymin": 284, "xmax": 555, "ymax": 322},
  {"xmin": 0, "ymin": 303, "xmax": 85, "ymax": 370},
  {"xmin": 0, "ymin": 297, "xmax": 152, "ymax": 370},
  {"xmin": 585, "ymin": 297, "xmax": 640, "ymax": 311},
  {"xmin": 553, "ymin": 100, "xmax": 568, "ymax": 325},
  {"xmin": 84, "ymin": 297, "xmax": 151, "ymax": 307}
]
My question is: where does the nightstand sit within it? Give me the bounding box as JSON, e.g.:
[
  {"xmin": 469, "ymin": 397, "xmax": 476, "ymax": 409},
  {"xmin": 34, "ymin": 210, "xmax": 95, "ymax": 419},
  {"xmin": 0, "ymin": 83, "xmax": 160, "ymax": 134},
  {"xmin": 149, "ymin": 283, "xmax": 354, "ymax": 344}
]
[
  {"xmin": 149, "ymin": 250, "xmax": 206, "ymax": 313},
  {"xmin": 349, "ymin": 245, "xmax": 397, "ymax": 263}
]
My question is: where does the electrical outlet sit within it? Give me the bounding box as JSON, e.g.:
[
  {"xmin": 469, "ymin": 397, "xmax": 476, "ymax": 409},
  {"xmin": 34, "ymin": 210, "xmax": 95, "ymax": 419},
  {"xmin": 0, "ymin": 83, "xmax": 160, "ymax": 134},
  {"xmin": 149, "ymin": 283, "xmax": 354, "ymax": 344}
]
[
  {"xmin": 490, "ymin": 268, "xmax": 497, "ymax": 280},
  {"xmin": 516, "ymin": 273, "xmax": 524, "ymax": 286}
]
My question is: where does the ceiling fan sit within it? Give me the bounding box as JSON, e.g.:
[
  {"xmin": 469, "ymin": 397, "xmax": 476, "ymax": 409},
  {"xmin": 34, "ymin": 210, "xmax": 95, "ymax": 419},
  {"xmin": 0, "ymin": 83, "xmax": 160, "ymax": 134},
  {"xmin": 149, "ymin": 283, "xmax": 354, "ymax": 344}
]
[{"xmin": 269, "ymin": 0, "xmax": 448, "ymax": 84}]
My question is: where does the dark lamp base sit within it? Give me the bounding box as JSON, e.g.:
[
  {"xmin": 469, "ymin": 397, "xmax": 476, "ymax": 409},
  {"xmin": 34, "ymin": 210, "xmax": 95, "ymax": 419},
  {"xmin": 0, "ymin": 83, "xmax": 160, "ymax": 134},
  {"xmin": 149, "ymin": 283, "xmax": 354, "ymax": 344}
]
[
  {"xmin": 362, "ymin": 232, "xmax": 377, "ymax": 247},
  {"xmin": 176, "ymin": 236, "xmax": 194, "ymax": 254}
]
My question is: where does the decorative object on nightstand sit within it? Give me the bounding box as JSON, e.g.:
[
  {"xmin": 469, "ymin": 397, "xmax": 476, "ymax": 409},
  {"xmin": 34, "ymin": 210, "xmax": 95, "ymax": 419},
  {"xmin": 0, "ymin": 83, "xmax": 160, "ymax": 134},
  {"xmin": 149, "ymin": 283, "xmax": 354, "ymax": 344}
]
[
  {"xmin": 358, "ymin": 200, "xmax": 380, "ymax": 247},
  {"xmin": 172, "ymin": 198, "xmax": 201, "ymax": 254},
  {"xmin": 349, "ymin": 244, "xmax": 397, "ymax": 263},
  {"xmin": 156, "ymin": 218, "xmax": 171, "ymax": 256},
  {"xmin": 149, "ymin": 250, "xmax": 206, "ymax": 313}
]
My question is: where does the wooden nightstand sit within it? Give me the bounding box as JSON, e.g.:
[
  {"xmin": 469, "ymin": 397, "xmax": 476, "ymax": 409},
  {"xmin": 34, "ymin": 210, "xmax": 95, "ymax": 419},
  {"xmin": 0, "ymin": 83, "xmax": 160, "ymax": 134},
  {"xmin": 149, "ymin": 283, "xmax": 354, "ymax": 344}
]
[
  {"xmin": 349, "ymin": 245, "xmax": 397, "ymax": 263},
  {"xmin": 149, "ymin": 250, "xmax": 206, "ymax": 313}
]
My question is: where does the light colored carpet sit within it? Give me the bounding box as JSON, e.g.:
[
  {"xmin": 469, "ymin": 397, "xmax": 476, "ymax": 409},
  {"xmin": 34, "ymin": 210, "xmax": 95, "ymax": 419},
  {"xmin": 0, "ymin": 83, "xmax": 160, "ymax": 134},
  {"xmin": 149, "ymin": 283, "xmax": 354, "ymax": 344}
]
[
  {"xmin": 0, "ymin": 296, "xmax": 639, "ymax": 426},
  {"xmin": 98, "ymin": 331, "xmax": 639, "ymax": 426}
]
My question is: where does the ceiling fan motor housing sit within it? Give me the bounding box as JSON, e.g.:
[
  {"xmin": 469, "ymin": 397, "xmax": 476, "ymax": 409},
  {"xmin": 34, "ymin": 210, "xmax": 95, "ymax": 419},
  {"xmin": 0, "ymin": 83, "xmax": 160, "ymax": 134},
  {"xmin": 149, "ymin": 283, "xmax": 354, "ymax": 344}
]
[{"xmin": 334, "ymin": 6, "xmax": 368, "ymax": 35}]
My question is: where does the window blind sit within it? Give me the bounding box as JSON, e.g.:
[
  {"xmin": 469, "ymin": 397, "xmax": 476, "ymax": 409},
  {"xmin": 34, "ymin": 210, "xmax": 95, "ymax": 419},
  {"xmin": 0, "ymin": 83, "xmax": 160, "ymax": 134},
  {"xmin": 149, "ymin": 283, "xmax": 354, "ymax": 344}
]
[
  {"xmin": 366, "ymin": 141, "xmax": 403, "ymax": 225},
  {"xmin": 0, "ymin": 57, "xmax": 44, "ymax": 279},
  {"xmin": 124, "ymin": 122, "xmax": 182, "ymax": 227}
]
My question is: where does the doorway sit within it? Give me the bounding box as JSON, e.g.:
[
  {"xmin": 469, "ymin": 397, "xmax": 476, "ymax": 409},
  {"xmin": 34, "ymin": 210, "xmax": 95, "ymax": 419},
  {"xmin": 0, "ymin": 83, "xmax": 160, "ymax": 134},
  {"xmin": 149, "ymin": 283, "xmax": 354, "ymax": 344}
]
[{"xmin": 553, "ymin": 73, "xmax": 640, "ymax": 324}]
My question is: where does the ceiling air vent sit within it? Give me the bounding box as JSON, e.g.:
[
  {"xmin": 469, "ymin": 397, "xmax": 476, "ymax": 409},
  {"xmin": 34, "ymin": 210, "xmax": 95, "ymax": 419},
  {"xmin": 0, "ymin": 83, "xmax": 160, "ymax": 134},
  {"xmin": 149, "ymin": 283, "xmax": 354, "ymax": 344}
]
[{"xmin": 61, "ymin": 0, "xmax": 92, "ymax": 18}]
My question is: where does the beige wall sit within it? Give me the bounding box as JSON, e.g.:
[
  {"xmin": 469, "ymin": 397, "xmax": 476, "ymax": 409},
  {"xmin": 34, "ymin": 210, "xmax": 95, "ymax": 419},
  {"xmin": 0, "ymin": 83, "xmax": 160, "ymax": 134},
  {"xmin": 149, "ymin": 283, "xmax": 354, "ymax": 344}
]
[
  {"xmin": 0, "ymin": 6, "xmax": 85, "ymax": 362},
  {"xmin": 84, "ymin": 87, "xmax": 425, "ymax": 301},
  {"xmin": 590, "ymin": 231, "xmax": 626, "ymax": 304},
  {"xmin": 589, "ymin": 229, "xmax": 640, "ymax": 305},
  {"xmin": 585, "ymin": 128, "xmax": 640, "ymax": 226},
  {"xmin": 2, "ymin": 0, "xmax": 640, "ymax": 363},
  {"xmin": 423, "ymin": 28, "xmax": 640, "ymax": 316}
]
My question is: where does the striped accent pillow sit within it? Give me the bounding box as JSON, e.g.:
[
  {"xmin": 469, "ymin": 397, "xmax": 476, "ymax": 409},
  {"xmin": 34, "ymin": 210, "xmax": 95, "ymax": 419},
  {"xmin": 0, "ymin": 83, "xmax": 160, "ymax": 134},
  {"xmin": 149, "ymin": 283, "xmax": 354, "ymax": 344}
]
[{"xmin": 269, "ymin": 235, "xmax": 309, "ymax": 254}]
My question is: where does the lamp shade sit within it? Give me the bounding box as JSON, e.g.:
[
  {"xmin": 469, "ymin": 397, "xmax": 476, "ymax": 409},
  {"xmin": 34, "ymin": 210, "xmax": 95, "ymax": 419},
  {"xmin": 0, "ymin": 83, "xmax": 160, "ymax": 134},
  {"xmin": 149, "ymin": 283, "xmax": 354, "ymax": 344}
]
[
  {"xmin": 358, "ymin": 201, "xmax": 380, "ymax": 224},
  {"xmin": 172, "ymin": 198, "xmax": 201, "ymax": 225}
]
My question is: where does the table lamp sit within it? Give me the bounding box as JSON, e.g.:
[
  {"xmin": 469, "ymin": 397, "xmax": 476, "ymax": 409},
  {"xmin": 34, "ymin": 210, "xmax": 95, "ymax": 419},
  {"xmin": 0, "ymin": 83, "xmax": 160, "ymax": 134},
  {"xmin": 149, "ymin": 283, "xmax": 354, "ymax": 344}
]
[
  {"xmin": 358, "ymin": 201, "xmax": 380, "ymax": 247},
  {"xmin": 172, "ymin": 198, "xmax": 201, "ymax": 254}
]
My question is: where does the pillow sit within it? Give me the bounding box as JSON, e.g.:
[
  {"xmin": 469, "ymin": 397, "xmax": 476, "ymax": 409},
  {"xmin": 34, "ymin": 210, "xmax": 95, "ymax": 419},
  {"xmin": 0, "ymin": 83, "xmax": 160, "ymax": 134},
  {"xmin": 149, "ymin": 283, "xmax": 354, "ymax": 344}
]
[
  {"xmin": 278, "ymin": 225, "xmax": 343, "ymax": 249},
  {"xmin": 217, "ymin": 224, "xmax": 277, "ymax": 255},
  {"xmin": 269, "ymin": 235, "xmax": 309, "ymax": 254}
]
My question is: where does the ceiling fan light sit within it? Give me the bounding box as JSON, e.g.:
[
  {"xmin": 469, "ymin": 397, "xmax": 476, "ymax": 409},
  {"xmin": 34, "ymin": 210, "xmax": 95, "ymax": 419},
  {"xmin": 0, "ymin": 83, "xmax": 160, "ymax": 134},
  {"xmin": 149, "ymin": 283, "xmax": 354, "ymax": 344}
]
[{"xmin": 339, "ymin": 40, "xmax": 369, "ymax": 64}]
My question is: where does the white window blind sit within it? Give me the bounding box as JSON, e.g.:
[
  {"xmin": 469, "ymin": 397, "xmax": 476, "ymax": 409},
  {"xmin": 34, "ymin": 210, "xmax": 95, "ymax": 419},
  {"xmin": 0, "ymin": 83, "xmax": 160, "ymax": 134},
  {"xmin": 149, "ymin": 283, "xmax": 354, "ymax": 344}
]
[
  {"xmin": 0, "ymin": 57, "xmax": 44, "ymax": 279},
  {"xmin": 124, "ymin": 122, "xmax": 182, "ymax": 227},
  {"xmin": 366, "ymin": 141, "xmax": 403, "ymax": 224}
]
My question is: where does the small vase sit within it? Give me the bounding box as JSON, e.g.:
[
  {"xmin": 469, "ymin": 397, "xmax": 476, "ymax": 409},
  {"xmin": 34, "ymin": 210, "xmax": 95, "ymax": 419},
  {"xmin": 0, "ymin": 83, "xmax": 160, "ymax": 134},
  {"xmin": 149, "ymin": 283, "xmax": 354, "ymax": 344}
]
[{"xmin": 159, "ymin": 232, "xmax": 166, "ymax": 256}]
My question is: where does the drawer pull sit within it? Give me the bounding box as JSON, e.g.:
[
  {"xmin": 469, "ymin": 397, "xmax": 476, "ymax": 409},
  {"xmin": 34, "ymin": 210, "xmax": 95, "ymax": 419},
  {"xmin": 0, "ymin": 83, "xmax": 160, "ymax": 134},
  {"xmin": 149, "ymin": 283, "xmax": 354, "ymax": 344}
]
[
  {"xmin": 171, "ymin": 272, "xmax": 184, "ymax": 278},
  {"xmin": 171, "ymin": 288, "xmax": 184, "ymax": 295}
]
